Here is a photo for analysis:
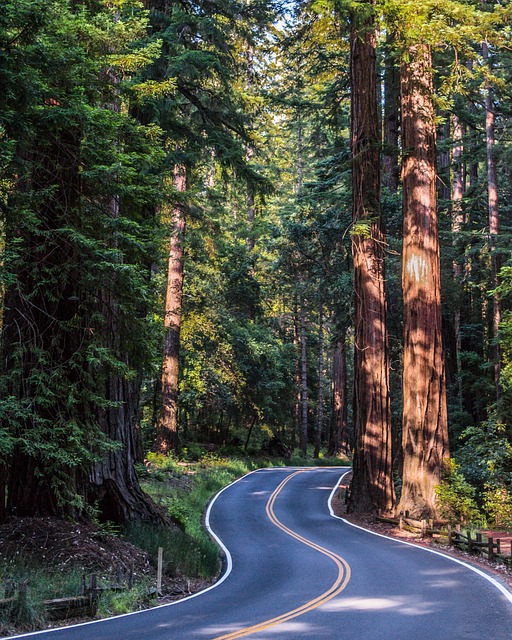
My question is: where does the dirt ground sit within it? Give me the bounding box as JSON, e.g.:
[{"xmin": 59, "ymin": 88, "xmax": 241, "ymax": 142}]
[
  {"xmin": 332, "ymin": 475, "xmax": 512, "ymax": 592},
  {"xmin": 0, "ymin": 516, "xmax": 211, "ymax": 605}
]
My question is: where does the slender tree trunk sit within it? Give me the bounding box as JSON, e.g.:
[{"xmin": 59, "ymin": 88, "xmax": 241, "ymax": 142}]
[
  {"xmin": 452, "ymin": 114, "xmax": 465, "ymax": 410},
  {"xmin": 398, "ymin": 44, "xmax": 449, "ymax": 519},
  {"xmin": 347, "ymin": 4, "xmax": 395, "ymax": 515},
  {"xmin": 156, "ymin": 165, "xmax": 187, "ymax": 453},
  {"xmin": 482, "ymin": 40, "xmax": 501, "ymax": 397},
  {"xmin": 437, "ymin": 119, "xmax": 451, "ymax": 203},
  {"xmin": 246, "ymin": 42, "xmax": 256, "ymax": 256},
  {"xmin": 329, "ymin": 329, "xmax": 350, "ymax": 458},
  {"xmin": 314, "ymin": 309, "xmax": 324, "ymax": 458},
  {"xmin": 299, "ymin": 299, "xmax": 308, "ymax": 455},
  {"xmin": 383, "ymin": 34, "xmax": 400, "ymax": 194},
  {"xmin": 292, "ymin": 301, "xmax": 300, "ymax": 451}
]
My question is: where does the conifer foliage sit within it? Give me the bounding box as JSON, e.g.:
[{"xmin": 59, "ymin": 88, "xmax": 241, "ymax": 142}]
[{"xmin": 0, "ymin": 0, "xmax": 511, "ymax": 526}]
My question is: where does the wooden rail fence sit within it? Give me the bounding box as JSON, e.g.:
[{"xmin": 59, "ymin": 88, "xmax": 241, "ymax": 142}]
[
  {"xmin": 0, "ymin": 568, "xmax": 137, "ymax": 623},
  {"xmin": 376, "ymin": 512, "xmax": 512, "ymax": 565}
]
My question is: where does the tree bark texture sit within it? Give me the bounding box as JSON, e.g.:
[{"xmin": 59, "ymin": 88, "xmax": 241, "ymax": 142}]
[
  {"xmin": 399, "ymin": 44, "xmax": 449, "ymax": 519},
  {"xmin": 329, "ymin": 331, "xmax": 350, "ymax": 458},
  {"xmin": 383, "ymin": 34, "xmax": 400, "ymax": 194},
  {"xmin": 88, "ymin": 370, "xmax": 166, "ymax": 525},
  {"xmin": 483, "ymin": 40, "xmax": 501, "ymax": 397},
  {"xmin": 156, "ymin": 165, "xmax": 187, "ymax": 453},
  {"xmin": 314, "ymin": 309, "xmax": 324, "ymax": 458},
  {"xmin": 299, "ymin": 299, "xmax": 308, "ymax": 455},
  {"xmin": 451, "ymin": 114, "xmax": 465, "ymax": 410},
  {"xmin": 348, "ymin": 9, "xmax": 395, "ymax": 515}
]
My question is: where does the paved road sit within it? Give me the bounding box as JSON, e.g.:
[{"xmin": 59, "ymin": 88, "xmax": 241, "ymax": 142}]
[{"xmin": 7, "ymin": 467, "xmax": 512, "ymax": 639}]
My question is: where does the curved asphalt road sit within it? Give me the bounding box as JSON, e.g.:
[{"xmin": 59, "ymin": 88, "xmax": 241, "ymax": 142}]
[{"xmin": 6, "ymin": 467, "xmax": 512, "ymax": 639}]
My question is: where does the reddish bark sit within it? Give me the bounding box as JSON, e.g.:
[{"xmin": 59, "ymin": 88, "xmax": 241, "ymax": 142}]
[
  {"xmin": 314, "ymin": 309, "xmax": 324, "ymax": 459},
  {"xmin": 156, "ymin": 165, "xmax": 187, "ymax": 454},
  {"xmin": 329, "ymin": 331, "xmax": 350, "ymax": 459},
  {"xmin": 398, "ymin": 44, "xmax": 449, "ymax": 519},
  {"xmin": 348, "ymin": 6, "xmax": 395, "ymax": 515}
]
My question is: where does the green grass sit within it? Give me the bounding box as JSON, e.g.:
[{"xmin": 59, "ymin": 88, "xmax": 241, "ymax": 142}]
[
  {"xmin": 132, "ymin": 449, "xmax": 350, "ymax": 580},
  {"xmin": 1, "ymin": 449, "xmax": 351, "ymax": 634},
  {"xmin": 134, "ymin": 454, "xmax": 262, "ymax": 578}
]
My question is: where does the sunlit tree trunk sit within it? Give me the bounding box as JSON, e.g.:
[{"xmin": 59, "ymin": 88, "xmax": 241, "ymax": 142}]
[
  {"xmin": 398, "ymin": 44, "xmax": 449, "ymax": 519},
  {"xmin": 156, "ymin": 165, "xmax": 187, "ymax": 453},
  {"xmin": 347, "ymin": 4, "xmax": 395, "ymax": 514}
]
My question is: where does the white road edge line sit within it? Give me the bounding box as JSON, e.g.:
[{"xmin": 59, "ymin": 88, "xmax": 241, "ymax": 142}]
[
  {"xmin": 3, "ymin": 469, "xmax": 265, "ymax": 640},
  {"xmin": 328, "ymin": 470, "xmax": 512, "ymax": 606}
]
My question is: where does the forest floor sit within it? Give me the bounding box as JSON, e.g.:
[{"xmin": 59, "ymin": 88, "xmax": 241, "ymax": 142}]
[
  {"xmin": 0, "ymin": 516, "xmax": 214, "ymax": 637},
  {"xmin": 0, "ymin": 516, "xmax": 212, "ymax": 602},
  {"xmin": 332, "ymin": 474, "xmax": 512, "ymax": 592}
]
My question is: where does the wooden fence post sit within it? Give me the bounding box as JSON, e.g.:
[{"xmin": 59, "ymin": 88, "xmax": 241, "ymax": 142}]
[
  {"xmin": 488, "ymin": 537, "xmax": 495, "ymax": 561},
  {"xmin": 157, "ymin": 547, "xmax": 163, "ymax": 595}
]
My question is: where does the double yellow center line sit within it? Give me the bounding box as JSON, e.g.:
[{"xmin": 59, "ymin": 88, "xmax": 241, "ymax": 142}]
[{"xmin": 214, "ymin": 470, "xmax": 351, "ymax": 639}]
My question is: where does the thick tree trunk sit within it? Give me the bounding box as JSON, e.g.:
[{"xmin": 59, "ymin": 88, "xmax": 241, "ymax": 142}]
[
  {"xmin": 156, "ymin": 165, "xmax": 187, "ymax": 453},
  {"xmin": 398, "ymin": 44, "xmax": 449, "ymax": 519},
  {"xmin": 299, "ymin": 299, "xmax": 308, "ymax": 455},
  {"xmin": 329, "ymin": 330, "xmax": 350, "ymax": 458},
  {"xmin": 347, "ymin": 6, "xmax": 395, "ymax": 515},
  {"xmin": 314, "ymin": 309, "xmax": 324, "ymax": 458},
  {"xmin": 88, "ymin": 371, "xmax": 166, "ymax": 524}
]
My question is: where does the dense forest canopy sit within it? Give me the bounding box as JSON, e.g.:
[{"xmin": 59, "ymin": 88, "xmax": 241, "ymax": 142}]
[{"xmin": 0, "ymin": 0, "xmax": 511, "ymax": 525}]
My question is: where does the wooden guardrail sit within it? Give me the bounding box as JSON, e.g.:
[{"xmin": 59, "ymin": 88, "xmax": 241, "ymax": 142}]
[
  {"xmin": 376, "ymin": 512, "xmax": 512, "ymax": 565},
  {"xmin": 0, "ymin": 569, "xmax": 136, "ymax": 623}
]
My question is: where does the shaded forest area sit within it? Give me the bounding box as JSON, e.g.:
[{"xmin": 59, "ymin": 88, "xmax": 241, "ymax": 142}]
[{"xmin": 1, "ymin": 0, "xmax": 512, "ymax": 529}]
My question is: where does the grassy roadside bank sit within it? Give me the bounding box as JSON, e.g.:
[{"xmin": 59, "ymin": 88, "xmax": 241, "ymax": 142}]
[{"xmin": 0, "ymin": 450, "xmax": 349, "ymax": 636}]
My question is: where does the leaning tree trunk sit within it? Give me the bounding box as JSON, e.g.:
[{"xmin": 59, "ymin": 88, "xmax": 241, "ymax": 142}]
[
  {"xmin": 155, "ymin": 165, "xmax": 187, "ymax": 454},
  {"xmin": 347, "ymin": 3, "xmax": 395, "ymax": 515},
  {"xmin": 398, "ymin": 44, "xmax": 449, "ymax": 519}
]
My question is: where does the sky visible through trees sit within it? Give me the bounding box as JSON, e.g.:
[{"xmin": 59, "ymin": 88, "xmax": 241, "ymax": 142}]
[{"xmin": 0, "ymin": 0, "xmax": 512, "ymax": 526}]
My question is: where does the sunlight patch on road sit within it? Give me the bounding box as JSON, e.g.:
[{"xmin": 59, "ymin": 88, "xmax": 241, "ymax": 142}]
[
  {"xmin": 321, "ymin": 596, "xmax": 440, "ymax": 615},
  {"xmin": 204, "ymin": 621, "xmax": 318, "ymax": 637}
]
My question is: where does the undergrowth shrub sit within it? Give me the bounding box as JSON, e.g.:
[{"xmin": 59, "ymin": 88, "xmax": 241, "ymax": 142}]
[
  {"xmin": 435, "ymin": 459, "xmax": 483, "ymax": 525},
  {"xmin": 483, "ymin": 484, "xmax": 512, "ymax": 530}
]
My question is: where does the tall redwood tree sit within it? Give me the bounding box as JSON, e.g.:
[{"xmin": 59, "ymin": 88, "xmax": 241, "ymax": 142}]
[
  {"xmin": 156, "ymin": 165, "xmax": 187, "ymax": 453},
  {"xmin": 398, "ymin": 44, "xmax": 449, "ymax": 519},
  {"xmin": 347, "ymin": 1, "xmax": 395, "ymax": 515}
]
